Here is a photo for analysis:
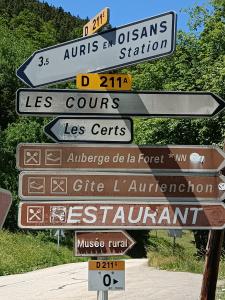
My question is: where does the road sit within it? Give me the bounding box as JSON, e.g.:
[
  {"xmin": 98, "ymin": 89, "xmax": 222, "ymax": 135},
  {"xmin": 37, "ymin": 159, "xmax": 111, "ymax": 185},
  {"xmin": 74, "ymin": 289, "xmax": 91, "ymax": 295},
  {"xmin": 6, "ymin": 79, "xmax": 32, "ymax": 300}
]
[{"xmin": 0, "ymin": 259, "xmax": 219, "ymax": 300}]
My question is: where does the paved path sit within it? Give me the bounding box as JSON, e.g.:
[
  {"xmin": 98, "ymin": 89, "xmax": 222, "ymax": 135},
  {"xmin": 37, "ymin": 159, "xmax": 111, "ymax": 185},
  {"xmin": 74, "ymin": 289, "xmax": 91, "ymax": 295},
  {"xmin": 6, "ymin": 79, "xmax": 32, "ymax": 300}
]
[{"xmin": 0, "ymin": 259, "xmax": 208, "ymax": 300}]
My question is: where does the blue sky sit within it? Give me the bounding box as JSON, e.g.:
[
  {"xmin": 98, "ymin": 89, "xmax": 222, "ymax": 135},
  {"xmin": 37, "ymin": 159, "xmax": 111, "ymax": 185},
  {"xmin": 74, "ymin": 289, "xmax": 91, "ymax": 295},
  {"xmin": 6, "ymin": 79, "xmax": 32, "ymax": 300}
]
[{"xmin": 43, "ymin": 0, "xmax": 209, "ymax": 31}]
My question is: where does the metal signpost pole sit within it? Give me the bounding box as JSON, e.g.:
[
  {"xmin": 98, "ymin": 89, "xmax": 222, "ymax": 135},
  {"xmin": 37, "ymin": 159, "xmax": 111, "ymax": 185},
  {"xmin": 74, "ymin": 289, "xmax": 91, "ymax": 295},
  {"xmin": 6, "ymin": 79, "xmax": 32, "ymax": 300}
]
[
  {"xmin": 98, "ymin": 291, "xmax": 108, "ymax": 300},
  {"xmin": 57, "ymin": 231, "xmax": 60, "ymax": 251},
  {"xmin": 96, "ymin": 257, "xmax": 108, "ymax": 300},
  {"xmin": 97, "ymin": 289, "xmax": 108, "ymax": 300}
]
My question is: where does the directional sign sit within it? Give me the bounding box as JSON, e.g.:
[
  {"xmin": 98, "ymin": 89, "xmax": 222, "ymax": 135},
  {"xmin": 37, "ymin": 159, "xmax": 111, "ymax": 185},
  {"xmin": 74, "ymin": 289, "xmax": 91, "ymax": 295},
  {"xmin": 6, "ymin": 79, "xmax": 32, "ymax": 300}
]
[
  {"xmin": 74, "ymin": 230, "xmax": 135, "ymax": 257},
  {"xmin": 18, "ymin": 201, "xmax": 225, "ymax": 229},
  {"xmin": 16, "ymin": 12, "xmax": 176, "ymax": 87},
  {"xmin": 83, "ymin": 8, "xmax": 110, "ymax": 37},
  {"xmin": 44, "ymin": 117, "xmax": 133, "ymax": 143},
  {"xmin": 54, "ymin": 229, "xmax": 65, "ymax": 238},
  {"xmin": 16, "ymin": 89, "xmax": 225, "ymax": 117},
  {"xmin": 17, "ymin": 144, "xmax": 225, "ymax": 173},
  {"xmin": 19, "ymin": 171, "xmax": 225, "ymax": 201},
  {"xmin": 76, "ymin": 74, "xmax": 132, "ymax": 91},
  {"xmin": 0, "ymin": 188, "xmax": 12, "ymax": 228},
  {"xmin": 168, "ymin": 229, "xmax": 182, "ymax": 238},
  {"xmin": 88, "ymin": 260, "xmax": 125, "ymax": 291}
]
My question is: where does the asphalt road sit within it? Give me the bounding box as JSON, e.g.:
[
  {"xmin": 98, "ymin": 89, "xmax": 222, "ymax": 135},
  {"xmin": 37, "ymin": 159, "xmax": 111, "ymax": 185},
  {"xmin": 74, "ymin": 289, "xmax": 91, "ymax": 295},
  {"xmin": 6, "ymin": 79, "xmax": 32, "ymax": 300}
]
[{"xmin": 0, "ymin": 259, "xmax": 214, "ymax": 300}]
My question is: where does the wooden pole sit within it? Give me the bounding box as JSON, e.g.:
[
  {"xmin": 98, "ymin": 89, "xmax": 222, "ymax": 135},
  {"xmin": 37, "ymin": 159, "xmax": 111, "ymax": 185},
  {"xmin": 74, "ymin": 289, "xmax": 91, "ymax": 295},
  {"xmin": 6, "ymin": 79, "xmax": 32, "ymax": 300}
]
[
  {"xmin": 200, "ymin": 229, "xmax": 224, "ymax": 299},
  {"xmin": 200, "ymin": 142, "xmax": 225, "ymax": 300}
]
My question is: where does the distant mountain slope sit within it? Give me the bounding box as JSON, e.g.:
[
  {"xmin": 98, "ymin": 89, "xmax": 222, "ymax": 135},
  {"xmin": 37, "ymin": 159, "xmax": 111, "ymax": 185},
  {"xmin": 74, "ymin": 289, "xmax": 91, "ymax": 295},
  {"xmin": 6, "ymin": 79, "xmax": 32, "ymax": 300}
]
[{"xmin": 0, "ymin": 0, "xmax": 87, "ymax": 42}]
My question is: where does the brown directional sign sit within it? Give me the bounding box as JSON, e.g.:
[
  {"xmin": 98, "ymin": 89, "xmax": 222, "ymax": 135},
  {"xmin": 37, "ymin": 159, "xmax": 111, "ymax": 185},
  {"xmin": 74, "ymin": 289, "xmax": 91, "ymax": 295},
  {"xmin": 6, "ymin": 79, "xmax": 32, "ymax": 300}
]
[
  {"xmin": 17, "ymin": 143, "xmax": 225, "ymax": 173},
  {"xmin": 0, "ymin": 188, "xmax": 12, "ymax": 228},
  {"xmin": 18, "ymin": 201, "xmax": 225, "ymax": 230},
  {"xmin": 74, "ymin": 230, "xmax": 135, "ymax": 257},
  {"xmin": 19, "ymin": 171, "xmax": 225, "ymax": 201}
]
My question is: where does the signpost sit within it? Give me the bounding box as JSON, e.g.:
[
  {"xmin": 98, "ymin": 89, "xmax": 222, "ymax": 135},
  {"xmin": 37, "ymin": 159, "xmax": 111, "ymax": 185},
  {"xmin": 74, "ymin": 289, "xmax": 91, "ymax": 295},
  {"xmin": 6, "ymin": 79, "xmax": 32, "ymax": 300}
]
[
  {"xmin": 0, "ymin": 188, "xmax": 12, "ymax": 228},
  {"xmin": 88, "ymin": 260, "xmax": 125, "ymax": 291},
  {"xmin": 15, "ymin": 6, "xmax": 224, "ymax": 298},
  {"xmin": 18, "ymin": 201, "xmax": 225, "ymax": 229},
  {"xmin": 76, "ymin": 73, "xmax": 132, "ymax": 91},
  {"xmin": 44, "ymin": 117, "xmax": 133, "ymax": 143},
  {"xmin": 16, "ymin": 12, "xmax": 176, "ymax": 87},
  {"xmin": 16, "ymin": 89, "xmax": 225, "ymax": 117},
  {"xmin": 19, "ymin": 171, "xmax": 225, "ymax": 201},
  {"xmin": 74, "ymin": 230, "xmax": 135, "ymax": 256},
  {"xmin": 54, "ymin": 229, "xmax": 65, "ymax": 250},
  {"xmin": 17, "ymin": 143, "xmax": 225, "ymax": 173},
  {"xmin": 83, "ymin": 8, "xmax": 110, "ymax": 37}
]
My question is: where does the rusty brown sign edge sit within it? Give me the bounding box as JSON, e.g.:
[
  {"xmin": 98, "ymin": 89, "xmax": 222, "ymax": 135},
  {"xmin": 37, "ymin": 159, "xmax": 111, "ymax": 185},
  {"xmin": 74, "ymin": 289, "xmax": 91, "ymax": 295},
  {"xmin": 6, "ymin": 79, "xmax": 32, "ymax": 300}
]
[
  {"xmin": 18, "ymin": 201, "xmax": 225, "ymax": 230},
  {"xmin": 16, "ymin": 143, "xmax": 225, "ymax": 172},
  {"xmin": 74, "ymin": 230, "xmax": 136, "ymax": 257},
  {"xmin": 0, "ymin": 188, "xmax": 12, "ymax": 228},
  {"xmin": 18, "ymin": 171, "xmax": 225, "ymax": 201}
]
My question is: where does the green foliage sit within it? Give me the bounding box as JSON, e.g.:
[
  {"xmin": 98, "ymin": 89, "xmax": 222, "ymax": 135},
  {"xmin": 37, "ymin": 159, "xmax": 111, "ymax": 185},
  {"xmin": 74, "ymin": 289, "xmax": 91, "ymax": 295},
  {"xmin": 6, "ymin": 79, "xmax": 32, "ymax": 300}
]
[
  {"xmin": 0, "ymin": 0, "xmax": 85, "ymax": 231},
  {"xmin": 0, "ymin": 0, "xmax": 86, "ymax": 42},
  {"xmin": 131, "ymin": 0, "xmax": 225, "ymax": 257},
  {"xmin": 0, "ymin": 0, "xmax": 224, "ymax": 263},
  {"xmin": 134, "ymin": 117, "xmax": 225, "ymax": 146},
  {"xmin": 0, "ymin": 230, "xmax": 87, "ymax": 275},
  {"xmin": 147, "ymin": 231, "xmax": 204, "ymax": 273}
]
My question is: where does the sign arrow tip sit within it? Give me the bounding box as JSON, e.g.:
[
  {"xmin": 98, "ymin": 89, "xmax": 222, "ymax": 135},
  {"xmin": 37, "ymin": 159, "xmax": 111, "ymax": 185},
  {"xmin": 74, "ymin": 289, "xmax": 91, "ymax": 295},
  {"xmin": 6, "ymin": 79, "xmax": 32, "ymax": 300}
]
[
  {"xmin": 211, "ymin": 93, "xmax": 225, "ymax": 116},
  {"xmin": 16, "ymin": 56, "xmax": 34, "ymax": 87}
]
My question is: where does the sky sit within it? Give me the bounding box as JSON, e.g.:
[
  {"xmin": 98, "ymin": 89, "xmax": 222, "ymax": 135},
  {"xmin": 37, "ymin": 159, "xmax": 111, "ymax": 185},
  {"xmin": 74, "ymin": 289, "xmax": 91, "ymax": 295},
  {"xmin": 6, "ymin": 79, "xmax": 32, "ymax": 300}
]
[{"xmin": 42, "ymin": 0, "xmax": 209, "ymax": 31}]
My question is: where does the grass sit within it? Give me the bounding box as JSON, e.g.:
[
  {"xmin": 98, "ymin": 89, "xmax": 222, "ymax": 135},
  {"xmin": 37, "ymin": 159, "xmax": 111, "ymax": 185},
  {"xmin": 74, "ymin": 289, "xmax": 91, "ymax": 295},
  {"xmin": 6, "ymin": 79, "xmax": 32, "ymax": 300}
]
[
  {"xmin": 0, "ymin": 230, "xmax": 87, "ymax": 275},
  {"xmin": 147, "ymin": 230, "xmax": 225, "ymax": 299},
  {"xmin": 147, "ymin": 230, "xmax": 203, "ymax": 273}
]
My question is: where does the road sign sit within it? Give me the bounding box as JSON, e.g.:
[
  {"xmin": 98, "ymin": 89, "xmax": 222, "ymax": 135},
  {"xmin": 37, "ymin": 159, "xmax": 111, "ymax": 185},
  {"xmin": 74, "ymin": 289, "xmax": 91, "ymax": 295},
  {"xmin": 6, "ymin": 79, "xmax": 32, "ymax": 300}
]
[
  {"xmin": 54, "ymin": 229, "xmax": 65, "ymax": 238},
  {"xmin": 168, "ymin": 229, "xmax": 182, "ymax": 238},
  {"xmin": 16, "ymin": 12, "xmax": 176, "ymax": 87},
  {"xmin": 17, "ymin": 144, "xmax": 225, "ymax": 173},
  {"xmin": 76, "ymin": 74, "xmax": 132, "ymax": 91},
  {"xmin": 16, "ymin": 89, "xmax": 225, "ymax": 117},
  {"xmin": 0, "ymin": 188, "xmax": 12, "ymax": 228},
  {"xmin": 74, "ymin": 230, "xmax": 135, "ymax": 256},
  {"xmin": 18, "ymin": 201, "xmax": 225, "ymax": 229},
  {"xmin": 18, "ymin": 171, "xmax": 225, "ymax": 201},
  {"xmin": 83, "ymin": 8, "xmax": 110, "ymax": 37},
  {"xmin": 44, "ymin": 117, "xmax": 133, "ymax": 143},
  {"xmin": 88, "ymin": 260, "xmax": 125, "ymax": 291}
]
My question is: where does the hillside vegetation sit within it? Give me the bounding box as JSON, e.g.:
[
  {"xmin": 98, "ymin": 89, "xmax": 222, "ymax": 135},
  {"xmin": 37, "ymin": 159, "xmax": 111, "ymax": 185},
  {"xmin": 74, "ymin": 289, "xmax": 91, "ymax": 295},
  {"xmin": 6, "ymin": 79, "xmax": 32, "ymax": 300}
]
[{"xmin": 0, "ymin": 0, "xmax": 225, "ymax": 265}]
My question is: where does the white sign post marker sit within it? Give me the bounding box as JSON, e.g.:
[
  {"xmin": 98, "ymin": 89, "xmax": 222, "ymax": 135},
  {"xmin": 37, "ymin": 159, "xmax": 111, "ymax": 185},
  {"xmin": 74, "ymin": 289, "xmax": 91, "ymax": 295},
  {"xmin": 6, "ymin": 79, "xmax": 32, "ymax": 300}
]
[{"xmin": 88, "ymin": 260, "xmax": 125, "ymax": 300}]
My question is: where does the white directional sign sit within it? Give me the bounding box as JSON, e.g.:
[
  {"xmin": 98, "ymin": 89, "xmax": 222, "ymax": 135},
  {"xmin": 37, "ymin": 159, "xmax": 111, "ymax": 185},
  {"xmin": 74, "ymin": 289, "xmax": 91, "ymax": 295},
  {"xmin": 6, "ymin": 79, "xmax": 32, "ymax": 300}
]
[
  {"xmin": 16, "ymin": 12, "xmax": 176, "ymax": 87},
  {"xmin": 88, "ymin": 260, "xmax": 125, "ymax": 291},
  {"xmin": 44, "ymin": 117, "xmax": 133, "ymax": 143},
  {"xmin": 16, "ymin": 89, "xmax": 225, "ymax": 117}
]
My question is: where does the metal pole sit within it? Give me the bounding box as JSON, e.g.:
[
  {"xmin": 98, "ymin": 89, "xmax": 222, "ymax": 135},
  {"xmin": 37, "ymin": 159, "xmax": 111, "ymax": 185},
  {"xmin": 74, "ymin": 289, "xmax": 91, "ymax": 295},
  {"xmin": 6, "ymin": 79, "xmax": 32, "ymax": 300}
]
[
  {"xmin": 97, "ymin": 290, "xmax": 108, "ymax": 300},
  {"xmin": 173, "ymin": 236, "xmax": 176, "ymax": 255},
  {"xmin": 57, "ymin": 230, "xmax": 60, "ymax": 251},
  {"xmin": 96, "ymin": 257, "xmax": 109, "ymax": 300}
]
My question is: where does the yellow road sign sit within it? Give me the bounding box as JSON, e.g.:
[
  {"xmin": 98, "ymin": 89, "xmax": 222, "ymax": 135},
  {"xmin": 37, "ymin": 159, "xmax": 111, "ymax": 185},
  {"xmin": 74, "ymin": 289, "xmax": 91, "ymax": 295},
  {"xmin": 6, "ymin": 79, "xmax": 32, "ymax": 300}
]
[
  {"xmin": 89, "ymin": 260, "xmax": 125, "ymax": 271},
  {"xmin": 83, "ymin": 8, "xmax": 110, "ymax": 37},
  {"xmin": 76, "ymin": 73, "xmax": 132, "ymax": 91}
]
